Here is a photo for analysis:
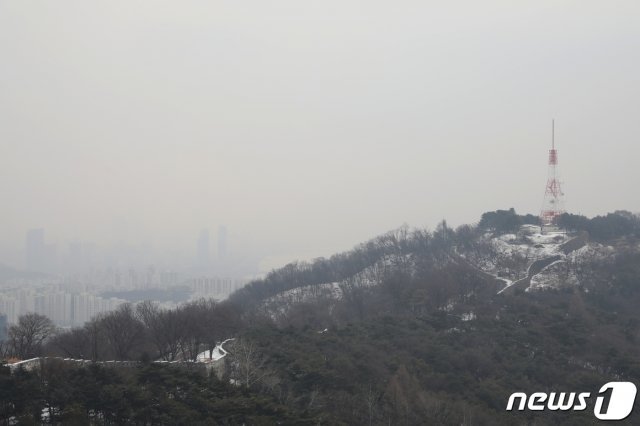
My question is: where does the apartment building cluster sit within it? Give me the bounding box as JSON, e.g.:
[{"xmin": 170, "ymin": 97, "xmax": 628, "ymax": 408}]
[
  {"xmin": 0, "ymin": 285, "xmax": 125, "ymax": 327},
  {"xmin": 187, "ymin": 277, "xmax": 248, "ymax": 300}
]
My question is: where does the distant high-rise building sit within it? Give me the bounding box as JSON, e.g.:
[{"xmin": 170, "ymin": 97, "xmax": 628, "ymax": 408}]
[
  {"xmin": 197, "ymin": 229, "xmax": 210, "ymax": 269},
  {"xmin": 44, "ymin": 243, "xmax": 57, "ymax": 273},
  {"xmin": 145, "ymin": 265, "xmax": 156, "ymax": 288},
  {"xmin": 160, "ymin": 270, "xmax": 179, "ymax": 287},
  {"xmin": 217, "ymin": 225, "xmax": 228, "ymax": 260},
  {"xmin": 26, "ymin": 228, "xmax": 45, "ymax": 272}
]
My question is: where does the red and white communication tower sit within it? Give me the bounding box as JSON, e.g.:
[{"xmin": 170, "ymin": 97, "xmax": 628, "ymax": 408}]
[{"xmin": 540, "ymin": 120, "xmax": 565, "ymax": 226}]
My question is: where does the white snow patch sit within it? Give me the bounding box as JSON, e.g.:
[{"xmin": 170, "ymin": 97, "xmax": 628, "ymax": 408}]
[
  {"xmin": 529, "ymin": 260, "xmax": 567, "ymax": 290},
  {"xmin": 498, "ymin": 234, "xmax": 517, "ymax": 242},
  {"xmin": 441, "ymin": 301, "xmax": 455, "ymax": 312},
  {"xmin": 197, "ymin": 338, "xmax": 234, "ymax": 362},
  {"xmin": 497, "ymin": 278, "xmax": 513, "ymax": 287},
  {"xmin": 461, "ymin": 312, "xmax": 476, "ymax": 321},
  {"xmin": 567, "ymin": 243, "xmax": 614, "ymax": 264},
  {"xmin": 527, "ymin": 232, "xmax": 568, "ymax": 246}
]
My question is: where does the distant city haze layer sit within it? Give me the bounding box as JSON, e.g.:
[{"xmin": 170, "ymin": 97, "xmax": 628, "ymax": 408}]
[{"xmin": 1, "ymin": 1, "xmax": 639, "ymax": 270}]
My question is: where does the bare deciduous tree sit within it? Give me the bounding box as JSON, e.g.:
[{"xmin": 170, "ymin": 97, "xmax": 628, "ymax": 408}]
[
  {"xmin": 84, "ymin": 318, "xmax": 102, "ymax": 361},
  {"xmin": 137, "ymin": 300, "xmax": 183, "ymax": 361},
  {"xmin": 0, "ymin": 340, "xmax": 10, "ymax": 360},
  {"xmin": 176, "ymin": 303, "xmax": 202, "ymax": 361},
  {"xmin": 50, "ymin": 327, "xmax": 89, "ymax": 358},
  {"xmin": 192, "ymin": 299, "xmax": 219, "ymax": 361},
  {"xmin": 228, "ymin": 338, "xmax": 271, "ymax": 388},
  {"xmin": 8, "ymin": 313, "xmax": 56, "ymax": 359},
  {"xmin": 362, "ymin": 384, "xmax": 381, "ymax": 426},
  {"xmin": 100, "ymin": 304, "xmax": 144, "ymax": 360}
]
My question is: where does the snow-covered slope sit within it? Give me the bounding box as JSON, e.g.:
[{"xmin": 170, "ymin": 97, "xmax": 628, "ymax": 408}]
[
  {"xmin": 257, "ymin": 227, "xmax": 632, "ymax": 320},
  {"xmin": 463, "ymin": 228, "xmax": 619, "ymax": 294},
  {"xmin": 260, "ymin": 254, "xmax": 415, "ymax": 320}
]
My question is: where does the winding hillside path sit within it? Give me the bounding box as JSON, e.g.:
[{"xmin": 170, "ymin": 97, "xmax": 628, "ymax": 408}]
[{"xmin": 497, "ymin": 232, "xmax": 588, "ymax": 295}]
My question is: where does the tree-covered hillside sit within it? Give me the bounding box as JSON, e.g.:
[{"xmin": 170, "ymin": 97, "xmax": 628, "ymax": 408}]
[{"xmin": 2, "ymin": 210, "xmax": 640, "ymax": 425}]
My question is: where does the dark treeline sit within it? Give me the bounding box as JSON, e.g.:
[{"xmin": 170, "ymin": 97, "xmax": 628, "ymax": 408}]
[
  {"xmin": 477, "ymin": 208, "xmax": 640, "ymax": 241},
  {"xmin": 0, "ymin": 361, "xmax": 309, "ymax": 425},
  {"xmin": 477, "ymin": 207, "xmax": 640, "ymax": 241},
  {"xmin": 559, "ymin": 210, "xmax": 640, "ymax": 241},
  {"xmin": 477, "ymin": 208, "xmax": 539, "ymax": 233},
  {"xmin": 1, "ymin": 299, "xmax": 241, "ymax": 363}
]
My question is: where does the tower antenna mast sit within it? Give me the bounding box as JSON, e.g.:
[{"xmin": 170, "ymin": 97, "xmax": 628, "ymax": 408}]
[{"xmin": 540, "ymin": 119, "xmax": 565, "ymax": 227}]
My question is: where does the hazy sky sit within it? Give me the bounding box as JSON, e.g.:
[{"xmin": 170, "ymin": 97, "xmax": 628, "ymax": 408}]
[{"xmin": 1, "ymin": 1, "xmax": 639, "ymax": 268}]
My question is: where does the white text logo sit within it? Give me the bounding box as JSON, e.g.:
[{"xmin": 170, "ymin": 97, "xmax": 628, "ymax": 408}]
[{"xmin": 506, "ymin": 382, "xmax": 637, "ymax": 421}]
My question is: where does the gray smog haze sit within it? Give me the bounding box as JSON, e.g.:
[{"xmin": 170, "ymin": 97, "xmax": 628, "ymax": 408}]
[{"xmin": 1, "ymin": 1, "xmax": 639, "ymax": 271}]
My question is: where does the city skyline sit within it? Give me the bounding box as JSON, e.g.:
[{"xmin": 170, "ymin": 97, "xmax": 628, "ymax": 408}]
[
  {"xmin": 12, "ymin": 224, "xmax": 258, "ymax": 277},
  {"xmin": 2, "ymin": 1, "xmax": 639, "ymax": 274}
]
